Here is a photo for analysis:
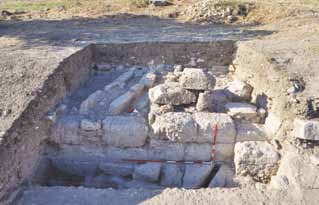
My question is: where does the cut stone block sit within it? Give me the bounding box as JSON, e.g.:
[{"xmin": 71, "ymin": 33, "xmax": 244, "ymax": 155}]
[
  {"xmin": 80, "ymin": 119, "xmax": 101, "ymax": 139},
  {"xmin": 182, "ymin": 163, "xmax": 214, "ymax": 188},
  {"xmin": 133, "ymin": 163, "xmax": 162, "ymax": 182},
  {"xmin": 54, "ymin": 116, "xmax": 80, "ymax": 145},
  {"xmin": 139, "ymin": 72, "xmax": 157, "ymax": 88},
  {"xmin": 99, "ymin": 162, "xmax": 134, "ymax": 177},
  {"xmin": 209, "ymin": 164, "xmax": 234, "ymax": 188},
  {"xmin": 179, "ymin": 68, "xmax": 216, "ymax": 90},
  {"xmin": 214, "ymin": 144, "xmax": 234, "ymax": 162},
  {"xmin": 149, "ymin": 82, "xmax": 197, "ymax": 105},
  {"xmin": 102, "ymin": 116, "xmax": 148, "ymax": 148},
  {"xmin": 212, "ymin": 89, "xmax": 229, "ymax": 112},
  {"xmin": 193, "ymin": 112, "xmax": 236, "ymax": 144},
  {"xmin": 196, "ymin": 91, "xmax": 213, "ymax": 111},
  {"xmin": 225, "ymin": 79, "xmax": 253, "ymax": 102},
  {"xmin": 79, "ymin": 90, "xmax": 107, "ymax": 114},
  {"xmin": 105, "ymin": 146, "xmax": 149, "ymax": 161},
  {"xmin": 115, "ymin": 69, "xmax": 136, "ymax": 88},
  {"xmin": 184, "ymin": 143, "xmax": 212, "ymax": 161},
  {"xmin": 160, "ymin": 164, "xmax": 183, "ymax": 187},
  {"xmin": 235, "ymin": 122, "xmax": 267, "ymax": 142},
  {"xmin": 225, "ymin": 102, "xmax": 258, "ymax": 122},
  {"xmin": 148, "ymin": 140, "xmax": 184, "ymax": 161},
  {"xmin": 234, "ymin": 141, "xmax": 280, "ymax": 182},
  {"xmin": 151, "ymin": 112, "xmax": 197, "ymax": 142},
  {"xmin": 51, "ymin": 158, "xmax": 98, "ymax": 177},
  {"xmin": 293, "ymin": 118, "xmax": 319, "ymax": 141}
]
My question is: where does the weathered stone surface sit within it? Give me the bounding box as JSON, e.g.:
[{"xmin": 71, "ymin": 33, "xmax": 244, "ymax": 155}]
[
  {"xmin": 214, "ymin": 144, "xmax": 234, "ymax": 162},
  {"xmin": 80, "ymin": 119, "xmax": 101, "ymax": 139},
  {"xmin": 54, "ymin": 116, "xmax": 80, "ymax": 145},
  {"xmin": 209, "ymin": 164, "xmax": 234, "ymax": 188},
  {"xmin": 149, "ymin": 0, "xmax": 169, "ymax": 6},
  {"xmin": 160, "ymin": 164, "xmax": 184, "ymax": 187},
  {"xmin": 108, "ymin": 84, "xmax": 145, "ymax": 115},
  {"xmin": 123, "ymin": 180, "xmax": 163, "ymax": 189},
  {"xmin": 139, "ymin": 72, "xmax": 157, "ymax": 88},
  {"xmin": 179, "ymin": 68, "xmax": 215, "ymax": 90},
  {"xmin": 193, "ymin": 112, "xmax": 236, "ymax": 144},
  {"xmin": 225, "ymin": 102, "xmax": 258, "ymax": 122},
  {"xmin": 234, "ymin": 141, "xmax": 280, "ymax": 182},
  {"xmin": 115, "ymin": 69, "xmax": 136, "ymax": 88},
  {"xmin": 148, "ymin": 140, "xmax": 184, "ymax": 161},
  {"xmin": 293, "ymin": 118, "xmax": 319, "ymax": 140},
  {"xmin": 133, "ymin": 163, "xmax": 162, "ymax": 182},
  {"xmin": 105, "ymin": 146, "xmax": 149, "ymax": 161},
  {"xmin": 149, "ymin": 82, "xmax": 197, "ymax": 105},
  {"xmin": 264, "ymin": 113, "xmax": 282, "ymax": 136},
  {"xmin": 102, "ymin": 116, "xmax": 148, "ymax": 148},
  {"xmin": 235, "ymin": 122, "xmax": 267, "ymax": 142},
  {"xmin": 104, "ymin": 82, "xmax": 120, "ymax": 92},
  {"xmin": 184, "ymin": 143, "xmax": 212, "ymax": 161},
  {"xmin": 182, "ymin": 163, "xmax": 214, "ymax": 188},
  {"xmin": 99, "ymin": 162, "xmax": 134, "ymax": 177},
  {"xmin": 212, "ymin": 89, "xmax": 229, "ymax": 112},
  {"xmin": 269, "ymin": 175, "xmax": 289, "ymax": 190},
  {"xmin": 151, "ymin": 112, "xmax": 197, "ymax": 142},
  {"xmin": 51, "ymin": 158, "xmax": 98, "ymax": 176},
  {"xmin": 196, "ymin": 91, "xmax": 213, "ymax": 111},
  {"xmin": 79, "ymin": 90, "xmax": 107, "ymax": 114},
  {"xmin": 225, "ymin": 79, "xmax": 253, "ymax": 102}
]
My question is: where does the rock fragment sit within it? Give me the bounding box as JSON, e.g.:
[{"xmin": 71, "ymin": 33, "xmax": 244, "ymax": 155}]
[
  {"xmin": 179, "ymin": 68, "xmax": 215, "ymax": 90},
  {"xmin": 293, "ymin": 118, "xmax": 319, "ymax": 141},
  {"xmin": 225, "ymin": 102, "xmax": 258, "ymax": 122},
  {"xmin": 225, "ymin": 79, "xmax": 253, "ymax": 102}
]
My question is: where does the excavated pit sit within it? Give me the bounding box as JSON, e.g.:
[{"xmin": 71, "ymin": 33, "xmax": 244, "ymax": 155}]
[{"xmin": 27, "ymin": 41, "xmax": 277, "ymax": 190}]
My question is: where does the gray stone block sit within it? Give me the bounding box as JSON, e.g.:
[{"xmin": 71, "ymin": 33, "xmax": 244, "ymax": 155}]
[
  {"xmin": 182, "ymin": 163, "xmax": 214, "ymax": 188},
  {"xmin": 235, "ymin": 122, "xmax": 267, "ymax": 142},
  {"xmin": 225, "ymin": 102, "xmax": 258, "ymax": 122},
  {"xmin": 133, "ymin": 163, "xmax": 162, "ymax": 182},
  {"xmin": 184, "ymin": 143, "xmax": 212, "ymax": 161},
  {"xmin": 148, "ymin": 140, "xmax": 184, "ymax": 161},
  {"xmin": 179, "ymin": 68, "xmax": 216, "ymax": 90},
  {"xmin": 293, "ymin": 118, "xmax": 319, "ymax": 140},
  {"xmin": 209, "ymin": 164, "xmax": 234, "ymax": 188},
  {"xmin": 160, "ymin": 164, "xmax": 184, "ymax": 187},
  {"xmin": 54, "ymin": 116, "xmax": 80, "ymax": 145},
  {"xmin": 99, "ymin": 162, "xmax": 134, "ymax": 177}
]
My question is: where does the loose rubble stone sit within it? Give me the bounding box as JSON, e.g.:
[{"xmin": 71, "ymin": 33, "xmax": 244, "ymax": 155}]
[
  {"xmin": 196, "ymin": 91, "xmax": 213, "ymax": 111},
  {"xmin": 148, "ymin": 140, "xmax": 184, "ymax": 161},
  {"xmin": 184, "ymin": 143, "xmax": 212, "ymax": 161},
  {"xmin": 133, "ymin": 163, "xmax": 162, "ymax": 182},
  {"xmin": 270, "ymin": 175, "xmax": 289, "ymax": 190},
  {"xmin": 99, "ymin": 162, "xmax": 134, "ymax": 177},
  {"xmin": 234, "ymin": 141, "xmax": 280, "ymax": 182},
  {"xmin": 182, "ymin": 163, "xmax": 214, "ymax": 188},
  {"xmin": 149, "ymin": 82, "xmax": 197, "ymax": 105},
  {"xmin": 139, "ymin": 72, "xmax": 157, "ymax": 88},
  {"xmin": 179, "ymin": 68, "xmax": 215, "ymax": 90},
  {"xmin": 209, "ymin": 164, "xmax": 234, "ymax": 188},
  {"xmin": 102, "ymin": 116, "xmax": 148, "ymax": 148},
  {"xmin": 225, "ymin": 102, "xmax": 258, "ymax": 122},
  {"xmin": 194, "ymin": 112, "xmax": 236, "ymax": 144},
  {"xmin": 79, "ymin": 90, "xmax": 107, "ymax": 114},
  {"xmin": 160, "ymin": 164, "xmax": 184, "ymax": 187},
  {"xmin": 54, "ymin": 116, "xmax": 80, "ymax": 145},
  {"xmin": 151, "ymin": 112, "xmax": 197, "ymax": 142},
  {"xmin": 225, "ymin": 79, "xmax": 253, "ymax": 102},
  {"xmin": 293, "ymin": 118, "xmax": 319, "ymax": 141},
  {"xmin": 235, "ymin": 122, "xmax": 267, "ymax": 142}
]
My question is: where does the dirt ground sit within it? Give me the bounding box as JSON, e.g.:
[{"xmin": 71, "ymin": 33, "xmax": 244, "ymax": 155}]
[{"xmin": 1, "ymin": 0, "xmax": 319, "ymax": 204}]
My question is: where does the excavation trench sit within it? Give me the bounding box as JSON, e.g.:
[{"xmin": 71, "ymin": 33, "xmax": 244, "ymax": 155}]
[{"xmin": 26, "ymin": 41, "xmax": 275, "ymax": 190}]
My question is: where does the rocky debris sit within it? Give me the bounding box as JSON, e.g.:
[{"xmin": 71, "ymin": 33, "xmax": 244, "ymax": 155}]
[
  {"xmin": 234, "ymin": 141, "xmax": 280, "ymax": 182},
  {"xmin": 151, "ymin": 112, "xmax": 197, "ymax": 142},
  {"xmin": 235, "ymin": 122, "xmax": 267, "ymax": 142},
  {"xmin": 194, "ymin": 112, "xmax": 236, "ymax": 144},
  {"xmin": 133, "ymin": 163, "xmax": 162, "ymax": 182},
  {"xmin": 179, "ymin": 68, "xmax": 215, "ymax": 90},
  {"xmin": 149, "ymin": 82, "xmax": 197, "ymax": 105},
  {"xmin": 139, "ymin": 72, "xmax": 157, "ymax": 88},
  {"xmin": 182, "ymin": 163, "xmax": 214, "ymax": 188},
  {"xmin": 209, "ymin": 164, "xmax": 234, "ymax": 187},
  {"xmin": 225, "ymin": 102, "xmax": 258, "ymax": 122},
  {"xmin": 293, "ymin": 118, "xmax": 319, "ymax": 141},
  {"xmin": 306, "ymin": 97, "xmax": 319, "ymax": 119},
  {"xmin": 269, "ymin": 175, "xmax": 289, "ymax": 190},
  {"xmin": 225, "ymin": 79, "xmax": 253, "ymax": 102},
  {"xmin": 184, "ymin": 143, "xmax": 212, "ymax": 161},
  {"xmin": 102, "ymin": 116, "xmax": 148, "ymax": 148},
  {"xmin": 108, "ymin": 84, "xmax": 145, "ymax": 115},
  {"xmin": 99, "ymin": 162, "xmax": 134, "ymax": 177},
  {"xmin": 148, "ymin": 140, "xmax": 184, "ymax": 161},
  {"xmin": 196, "ymin": 91, "xmax": 213, "ymax": 111},
  {"xmin": 79, "ymin": 119, "xmax": 101, "ymax": 139},
  {"xmin": 160, "ymin": 164, "xmax": 184, "ymax": 187},
  {"xmin": 79, "ymin": 90, "xmax": 107, "ymax": 114},
  {"xmin": 54, "ymin": 116, "xmax": 80, "ymax": 145}
]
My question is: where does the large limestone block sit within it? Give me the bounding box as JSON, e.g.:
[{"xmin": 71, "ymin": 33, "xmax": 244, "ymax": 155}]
[
  {"xmin": 179, "ymin": 68, "xmax": 216, "ymax": 90},
  {"xmin": 148, "ymin": 140, "xmax": 184, "ymax": 161},
  {"xmin": 54, "ymin": 116, "xmax": 80, "ymax": 145},
  {"xmin": 99, "ymin": 162, "xmax": 134, "ymax": 177},
  {"xmin": 79, "ymin": 90, "xmax": 107, "ymax": 114},
  {"xmin": 293, "ymin": 118, "xmax": 319, "ymax": 140},
  {"xmin": 149, "ymin": 82, "xmax": 197, "ymax": 105},
  {"xmin": 235, "ymin": 122, "xmax": 267, "ymax": 142},
  {"xmin": 160, "ymin": 164, "xmax": 184, "ymax": 187},
  {"xmin": 225, "ymin": 102, "xmax": 258, "ymax": 122},
  {"xmin": 194, "ymin": 112, "xmax": 236, "ymax": 144},
  {"xmin": 225, "ymin": 79, "xmax": 253, "ymax": 102},
  {"xmin": 234, "ymin": 141, "xmax": 280, "ymax": 182},
  {"xmin": 196, "ymin": 91, "xmax": 213, "ymax": 111},
  {"xmin": 209, "ymin": 164, "xmax": 234, "ymax": 187},
  {"xmin": 182, "ymin": 163, "xmax": 214, "ymax": 188},
  {"xmin": 133, "ymin": 163, "xmax": 162, "ymax": 182},
  {"xmin": 184, "ymin": 143, "xmax": 212, "ymax": 161},
  {"xmin": 102, "ymin": 116, "xmax": 148, "ymax": 148},
  {"xmin": 151, "ymin": 112, "xmax": 197, "ymax": 142}
]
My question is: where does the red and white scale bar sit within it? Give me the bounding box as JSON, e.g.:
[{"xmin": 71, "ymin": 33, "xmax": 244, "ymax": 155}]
[{"xmin": 122, "ymin": 123, "xmax": 218, "ymax": 165}]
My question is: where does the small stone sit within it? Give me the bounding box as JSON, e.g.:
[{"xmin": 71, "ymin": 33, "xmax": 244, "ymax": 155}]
[
  {"xmin": 225, "ymin": 102, "xmax": 258, "ymax": 122},
  {"xmin": 225, "ymin": 79, "xmax": 253, "ymax": 102},
  {"xmin": 133, "ymin": 163, "xmax": 162, "ymax": 182},
  {"xmin": 179, "ymin": 68, "xmax": 216, "ymax": 90},
  {"xmin": 196, "ymin": 91, "xmax": 213, "ymax": 111},
  {"xmin": 182, "ymin": 163, "xmax": 214, "ymax": 188},
  {"xmin": 293, "ymin": 118, "xmax": 319, "ymax": 141}
]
